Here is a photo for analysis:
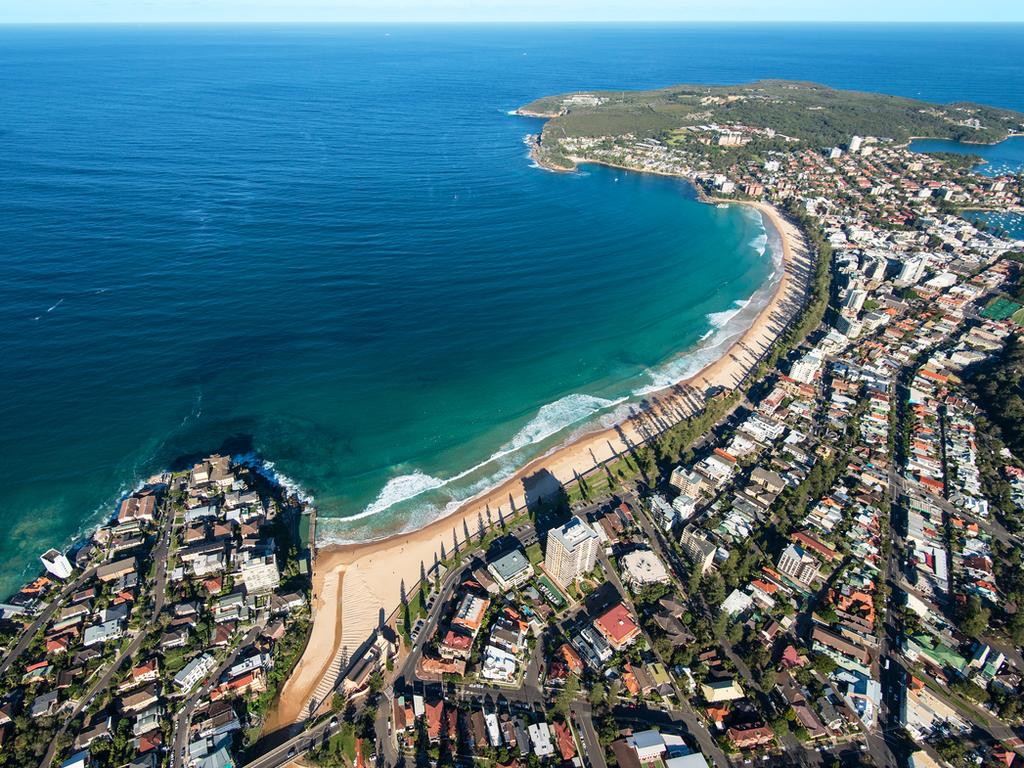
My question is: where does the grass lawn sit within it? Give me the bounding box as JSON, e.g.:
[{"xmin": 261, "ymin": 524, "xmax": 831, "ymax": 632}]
[
  {"xmin": 526, "ymin": 542, "xmax": 544, "ymax": 566},
  {"xmin": 163, "ymin": 648, "xmax": 189, "ymax": 675}
]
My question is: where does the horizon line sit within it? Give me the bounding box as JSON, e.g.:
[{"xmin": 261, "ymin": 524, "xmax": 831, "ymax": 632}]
[{"xmin": 3, "ymin": 19, "xmax": 1024, "ymax": 26}]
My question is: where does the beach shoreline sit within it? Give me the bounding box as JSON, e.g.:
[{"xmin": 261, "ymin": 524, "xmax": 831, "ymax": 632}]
[{"xmin": 266, "ymin": 172, "xmax": 813, "ymax": 727}]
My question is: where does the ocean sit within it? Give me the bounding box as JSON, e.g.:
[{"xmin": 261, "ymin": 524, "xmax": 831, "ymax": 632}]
[{"xmin": 1, "ymin": 23, "xmax": 1023, "ymax": 596}]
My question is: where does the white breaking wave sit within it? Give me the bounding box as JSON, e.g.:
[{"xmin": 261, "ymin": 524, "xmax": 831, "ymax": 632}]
[
  {"xmin": 326, "ymin": 205, "xmax": 788, "ymax": 537},
  {"xmin": 501, "ymin": 393, "xmax": 626, "ymax": 453},
  {"xmin": 352, "ymin": 470, "xmax": 446, "ymax": 521},
  {"xmin": 706, "ymin": 298, "xmax": 751, "ymax": 330},
  {"xmin": 235, "ymin": 452, "xmax": 315, "ymax": 506},
  {"xmin": 346, "ymin": 392, "xmax": 627, "ymax": 523},
  {"xmin": 633, "ymin": 205, "xmax": 784, "ymax": 397}
]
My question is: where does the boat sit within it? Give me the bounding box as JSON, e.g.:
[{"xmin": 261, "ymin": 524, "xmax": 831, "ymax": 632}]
[{"xmin": 716, "ymin": 203, "xmax": 728, "ymax": 209}]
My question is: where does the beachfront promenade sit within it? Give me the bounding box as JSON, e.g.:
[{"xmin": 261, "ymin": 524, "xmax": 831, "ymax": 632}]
[{"xmin": 265, "ymin": 201, "xmax": 814, "ymax": 730}]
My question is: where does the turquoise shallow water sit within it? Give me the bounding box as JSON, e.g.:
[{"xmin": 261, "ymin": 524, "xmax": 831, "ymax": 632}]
[{"xmin": 2, "ymin": 23, "xmax": 1024, "ymax": 596}]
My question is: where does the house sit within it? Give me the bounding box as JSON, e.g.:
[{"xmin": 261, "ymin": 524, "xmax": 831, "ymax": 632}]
[
  {"xmin": 126, "ymin": 658, "xmax": 160, "ymax": 689},
  {"xmin": 173, "ymin": 654, "xmax": 216, "ymax": 692},
  {"xmin": 95, "ymin": 557, "xmax": 136, "ymax": 583},
  {"xmin": 487, "ymin": 549, "xmax": 533, "ymax": 591},
  {"xmin": 727, "ymin": 724, "xmax": 774, "ymax": 749},
  {"xmin": 721, "ymin": 589, "xmax": 754, "ymax": 616},
  {"xmin": 593, "ymin": 603, "xmax": 640, "ymax": 650},
  {"xmin": 121, "ymin": 683, "xmax": 159, "ymax": 714},
  {"xmin": 270, "ymin": 592, "xmax": 305, "ymax": 614},
  {"xmin": 31, "ymin": 690, "xmax": 60, "ymax": 717},
  {"xmin": 527, "ymin": 722, "xmax": 554, "ymax": 757},
  {"xmin": 59, "ymin": 751, "xmax": 90, "ymax": 768},
  {"xmin": 701, "ymin": 678, "xmax": 744, "ymax": 703},
  {"xmin": 626, "ymin": 729, "xmax": 667, "ymax": 762},
  {"xmin": 665, "ymin": 755, "xmax": 711, "ymax": 768},
  {"xmin": 74, "ymin": 716, "xmax": 112, "ymax": 750},
  {"xmin": 481, "ymin": 645, "xmax": 518, "ymax": 682},
  {"xmin": 342, "ymin": 648, "xmax": 382, "ymax": 697},
  {"xmin": 560, "ymin": 643, "xmax": 583, "ymax": 675},
  {"xmin": 439, "ymin": 629, "xmax": 473, "ymax": 661},
  {"xmin": 132, "ymin": 703, "xmax": 163, "ymax": 737},
  {"xmin": 554, "ymin": 720, "xmax": 576, "ymax": 762},
  {"xmin": 425, "ymin": 700, "xmax": 443, "ymax": 743},
  {"xmin": 750, "ymin": 467, "xmax": 786, "ymax": 494},
  {"xmin": 117, "ymin": 494, "xmax": 156, "ymax": 524},
  {"xmin": 212, "ymin": 668, "xmax": 266, "ymax": 700},
  {"xmin": 82, "ymin": 620, "xmax": 124, "ymax": 648}
]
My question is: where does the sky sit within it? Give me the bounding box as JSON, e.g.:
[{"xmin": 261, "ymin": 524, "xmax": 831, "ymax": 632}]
[{"xmin": 2, "ymin": 0, "xmax": 1023, "ymax": 24}]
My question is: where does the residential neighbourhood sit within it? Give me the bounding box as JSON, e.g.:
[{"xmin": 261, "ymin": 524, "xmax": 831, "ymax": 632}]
[
  {"xmin": 0, "ymin": 455, "xmax": 312, "ymax": 768},
  {"xmin": 5, "ymin": 88, "xmax": 1024, "ymax": 768}
]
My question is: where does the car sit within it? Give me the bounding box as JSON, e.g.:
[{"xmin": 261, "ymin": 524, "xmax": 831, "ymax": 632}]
[{"xmin": 330, "ymin": 715, "xmax": 339, "ymax": 727}]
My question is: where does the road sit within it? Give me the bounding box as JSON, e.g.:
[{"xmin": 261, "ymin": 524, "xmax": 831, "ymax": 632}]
[
  {"xmin": 0, "ymin": 565, "xmax": 96, "ymax": 677},
  {"xmin": 571, "ymin": 699, "xmax": 609, "ymax": 768},
  {"xmin": 242, "ymin": 716, "xmax": 336, "ymax": 768},
  {"xmin": 41, "ymin": 499, "xmax": 176, "ymax": 768},
  {"xmin": 171, "ymin": 622, "xmax": 266, "ymax": 768},
  {"xmin": 395, "ymin": 560, "xmax": 464, "ymax": 683}
]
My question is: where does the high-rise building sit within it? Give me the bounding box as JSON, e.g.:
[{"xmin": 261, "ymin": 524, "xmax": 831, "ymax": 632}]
[
  {"xmin": 544, "ymin": 517, "xmax": 599, "ymax": 588},
  {"xmin": 679, "ymin": 528, "xmax": 717, "ymax": 575},
  {"xmin": 777, "ymin": 544, "xmax": 821, "ymax": 585},
  {"xmin": 897, "ymin": 255, "xmax": 929, "ymax": 286},
  {"xmin": 849, "ymin": 135, "xmax": 863, "ymax": 153},
  {"xmin": 40, "ymin": 548, "xmax": 73, "ymax": 580}
]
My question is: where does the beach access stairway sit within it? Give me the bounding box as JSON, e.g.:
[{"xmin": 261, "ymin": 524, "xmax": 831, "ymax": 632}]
[
  {"xmin": 296, "ymin": 642, "xmax": 348, "ymax": 723},
  {"xmin": 294, "ymin": 572, "xmax": 343, "ymax": 724},
  {"xmin": 295, "ymin": 567, "xmax": 386, "ymax": 723}
]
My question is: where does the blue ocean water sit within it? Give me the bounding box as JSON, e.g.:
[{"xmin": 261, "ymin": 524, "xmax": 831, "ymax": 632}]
[{"xmin": 2, "ymin": 23, "xmax": 1023, "ymax": 596}]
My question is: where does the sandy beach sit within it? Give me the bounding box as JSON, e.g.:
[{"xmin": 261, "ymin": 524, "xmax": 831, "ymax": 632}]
[{"xmin": 267, "ymin": 197, "xmax": 812, "ymax": 728}]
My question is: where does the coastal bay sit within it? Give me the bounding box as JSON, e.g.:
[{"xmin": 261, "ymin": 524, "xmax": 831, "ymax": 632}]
[
  {"xmin": 0, "ymin": 26, "xmax": 783, "ymax": 598},
  {"xmin": 270, "ymin": 198, "xmax": 810, "ymax": 725}
]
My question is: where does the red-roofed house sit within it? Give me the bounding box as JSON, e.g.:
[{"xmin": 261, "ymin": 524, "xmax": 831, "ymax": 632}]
[
  {"xmin": 425, "ymin": 700, "xmax": 443, "ymax": 743},
  {"xmin": 727, "ymin": 724, "xmax": 774, "ymax": 749},
  {"xmin": 560, "ymin": 643, "xmax": 583, "ymax": 675},
  {"xmin": 593, "ymin": 603, "xmax": 640, "ymax": 650},
  {"xmin": 554, "ymin": 721, "xmax": 576, "ymax": 761},
  {"xmin": 440, "ymin": 629, "xmax": 473, "ymax": 661}
]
